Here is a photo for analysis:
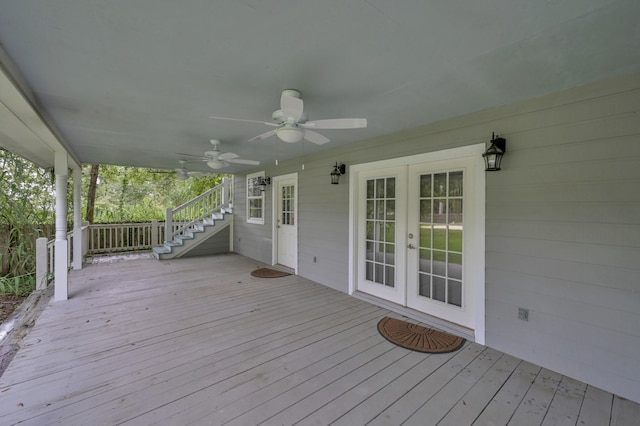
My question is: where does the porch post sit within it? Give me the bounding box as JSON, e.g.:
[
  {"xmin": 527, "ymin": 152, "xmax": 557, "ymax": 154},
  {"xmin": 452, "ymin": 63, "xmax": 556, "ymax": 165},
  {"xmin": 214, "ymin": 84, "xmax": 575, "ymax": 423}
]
[
  {"xmin": 222, "ymin": 177, "xmax": 229, "ymax": 210},
  {"xmin": 72, "ymin": 166, "xmax": 83, "ymax": 270},
  {"xmin": 151, "ymin": 219, "xmax": 159, "ymax": 246},
  {"xmin": 54, "ymin": 151, "xmax": 69, "ymax": 301},
  {"xmin": 35, "ymin": 237, "xmax": 48, "ymax": 290},
  {"xmin": 165, "ymin": 207, "xmax": 173, "ymax": 243}
]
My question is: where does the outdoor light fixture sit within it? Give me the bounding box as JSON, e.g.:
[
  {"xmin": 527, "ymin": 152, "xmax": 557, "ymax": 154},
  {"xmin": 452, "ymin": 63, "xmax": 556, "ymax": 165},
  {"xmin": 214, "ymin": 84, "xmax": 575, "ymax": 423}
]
[
  {"xmin": 257, "ymin": 176, "xmax": 271, "ymax": 192},
  {"xmin": 330, "ymin": 162, "xmax": 346, "ymax": 185},
  {"xmin": 482, "ymin": 132, "xmax": 506, "ymax": 171}
]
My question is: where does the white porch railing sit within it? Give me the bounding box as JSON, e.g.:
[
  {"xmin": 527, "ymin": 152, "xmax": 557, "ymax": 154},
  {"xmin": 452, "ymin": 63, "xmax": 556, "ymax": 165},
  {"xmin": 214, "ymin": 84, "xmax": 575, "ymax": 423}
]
[
  {"xmin": 34, "ymin": 177, "xmax": 233, "ymax": 289},
  {"xmin": 86, "ymin": 220, "xmax": 165, "ymax": 255},
  {"xmin": 35, "ymin": 227, "xmax": 80, "ymax": 290},
  {"xmin": 165, "ymin": 177, "xmax": 231, "ymax": 242}
]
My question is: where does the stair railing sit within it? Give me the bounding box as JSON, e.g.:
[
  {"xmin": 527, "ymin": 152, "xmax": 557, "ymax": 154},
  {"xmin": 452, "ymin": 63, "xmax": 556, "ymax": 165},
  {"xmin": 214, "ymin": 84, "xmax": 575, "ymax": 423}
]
[{"xmin": 165, "ymin": 177, "xmax": 231, "ymax": 243}]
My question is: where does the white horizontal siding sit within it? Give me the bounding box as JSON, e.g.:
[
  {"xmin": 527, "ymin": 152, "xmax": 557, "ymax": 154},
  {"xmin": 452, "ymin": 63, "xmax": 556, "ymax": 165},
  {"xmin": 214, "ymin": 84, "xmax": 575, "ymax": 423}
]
[{"xmin": 232, "ymin": 71, "xmax": 640, "ymax": 403}]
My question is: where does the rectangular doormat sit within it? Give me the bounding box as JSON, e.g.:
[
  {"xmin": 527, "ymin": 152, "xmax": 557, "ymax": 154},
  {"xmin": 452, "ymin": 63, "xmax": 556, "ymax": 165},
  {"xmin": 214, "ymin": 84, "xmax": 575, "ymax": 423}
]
[{"xmin": 377, "ymin": 316, "xmax": 465, "ymax": 353}]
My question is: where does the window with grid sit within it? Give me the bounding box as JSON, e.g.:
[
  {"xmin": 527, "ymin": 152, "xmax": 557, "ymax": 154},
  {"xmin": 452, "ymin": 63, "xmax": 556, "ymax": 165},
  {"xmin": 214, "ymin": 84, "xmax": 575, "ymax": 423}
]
[
  {"xmin": 281, "ymin": 184, "xmax": 295, "ymax": 225},
  {"xmin": 246, "ymin": 171, "xmax": 264, "ymax": 224}
]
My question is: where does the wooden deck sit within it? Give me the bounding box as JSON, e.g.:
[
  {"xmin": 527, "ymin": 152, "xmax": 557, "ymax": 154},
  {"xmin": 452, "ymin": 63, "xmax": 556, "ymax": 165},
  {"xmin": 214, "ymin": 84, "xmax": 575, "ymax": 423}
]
[{"xmin": 1, "ymin": 253, "xmax": 638, "ymax": 425}]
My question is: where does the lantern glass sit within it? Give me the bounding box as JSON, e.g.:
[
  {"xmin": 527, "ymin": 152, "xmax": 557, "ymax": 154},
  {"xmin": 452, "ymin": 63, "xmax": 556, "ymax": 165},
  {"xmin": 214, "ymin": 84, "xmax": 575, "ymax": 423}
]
[
  {"xmin": 482, "ymin": 136, "xmax": 505, "ymax": 171},
  {"xmin": 331, "ymin": 168, "xmax": 341, "ymax": 184}
]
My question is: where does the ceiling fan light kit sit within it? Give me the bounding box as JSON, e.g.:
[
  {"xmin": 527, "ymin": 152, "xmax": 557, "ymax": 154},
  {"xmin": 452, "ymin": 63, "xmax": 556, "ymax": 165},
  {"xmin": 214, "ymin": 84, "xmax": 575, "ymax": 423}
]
[
  {"xmin": 275, "ymin": 125, "xmax": 304, "ymax": 143},
  {"xmin": 210, "ymin": 89, "xmax": 367, "ymax": 145},
  {"xmin": 206, "ymin": 160, "xmax": 224, "ymax": 169}
]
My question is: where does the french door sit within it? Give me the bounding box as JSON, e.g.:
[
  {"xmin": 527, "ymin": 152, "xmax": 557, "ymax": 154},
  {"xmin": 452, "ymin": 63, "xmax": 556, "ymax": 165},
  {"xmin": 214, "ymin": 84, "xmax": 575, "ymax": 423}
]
[{"xmin": 356, "ymin": 155, "xmax": 480, "ymax": 329}]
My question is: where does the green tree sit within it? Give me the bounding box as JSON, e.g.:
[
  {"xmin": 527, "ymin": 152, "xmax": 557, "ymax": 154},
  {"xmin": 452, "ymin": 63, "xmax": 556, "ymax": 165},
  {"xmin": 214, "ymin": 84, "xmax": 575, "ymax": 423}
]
[
  {"xmin": 0, "ymin": 148, "xmax": 55, "ymax": 278},
  {"xmin": 83, "ymin": 165, "xmax": 225, "ymax": 223}
]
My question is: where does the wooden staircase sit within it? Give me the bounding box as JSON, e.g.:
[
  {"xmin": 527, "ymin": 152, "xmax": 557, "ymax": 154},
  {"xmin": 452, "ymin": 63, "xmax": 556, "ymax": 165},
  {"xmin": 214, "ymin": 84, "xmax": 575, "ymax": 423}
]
[{"xmin": 152, "ymin": 178, "xmax": 233, "ymax": 260}]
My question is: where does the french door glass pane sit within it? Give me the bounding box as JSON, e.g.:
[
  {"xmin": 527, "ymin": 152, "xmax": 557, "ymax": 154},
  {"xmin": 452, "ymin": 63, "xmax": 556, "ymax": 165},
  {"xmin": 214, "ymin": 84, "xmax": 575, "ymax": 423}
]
[
  {"xmin": 417, "ymin": 171, "xmax": 464, "ymax": 307},
  {"xmin": 364, "ymin": 177, "xmax": 396, "ymax": 288},
  {"xmin": 433, "ymin": 276, "xmax": 446, "ymax": 302},
  {"xmin": 419, "ymin": 273, "xmax": 430, "ymax": 297},
  {"xmin": 448, "ymin": 280, "xmax": 462, "ymax": 307}
]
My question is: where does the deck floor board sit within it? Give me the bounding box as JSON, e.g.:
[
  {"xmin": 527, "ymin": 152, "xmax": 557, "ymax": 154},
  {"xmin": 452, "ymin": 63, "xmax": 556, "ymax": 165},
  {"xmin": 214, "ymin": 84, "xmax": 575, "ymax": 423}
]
[{"xmin": 0, "ymin": 253, "xmax": 637, "ymax": 426}]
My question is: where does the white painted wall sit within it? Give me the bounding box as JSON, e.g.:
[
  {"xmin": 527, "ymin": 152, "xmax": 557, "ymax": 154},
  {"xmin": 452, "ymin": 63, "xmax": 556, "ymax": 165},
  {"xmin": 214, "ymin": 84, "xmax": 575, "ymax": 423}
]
[{"xmin": 233, "ymin": 71, "xmax": 640, "ymax": 403}]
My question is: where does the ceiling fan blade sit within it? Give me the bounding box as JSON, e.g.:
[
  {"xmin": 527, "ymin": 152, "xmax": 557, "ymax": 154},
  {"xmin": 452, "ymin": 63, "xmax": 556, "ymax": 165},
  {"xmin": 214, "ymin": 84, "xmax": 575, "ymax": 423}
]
[
  {"xmin": 226, "ymin": 158, "xmax": 260, "ymax": 165},
  {"xmin": 301, "ymin": 118, "xmax": 367, "ymax": 129},
  {"xmin": 218, "ymin": 152, "xmax": 239, "ymax": 160},
  {"xmin": 209, "ymin": 116, "xmax": 278, "ymax": 127},
  {"xmin": 176, "ymin": 152, "xmax": 205, "ymax": 158},
  {"xmin": 303, "ymin": 129, "xmax": 330, "ymax": 145},
  {"xmin": 248, "ymin": 129, "xmax": 276, "ymax": 142},
  {"xmin": 281, "ymin": 93, "xmax": 304, "ymax": 122}
]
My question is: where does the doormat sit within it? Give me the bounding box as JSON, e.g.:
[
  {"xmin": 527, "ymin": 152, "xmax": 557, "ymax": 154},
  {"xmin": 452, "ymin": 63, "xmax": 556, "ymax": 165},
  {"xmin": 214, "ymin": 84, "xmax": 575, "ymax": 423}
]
[
  {"xmin": 377, "ymin": 316, "xmax": 465, "ymax": 353},
  {"xmin": 250, "ymin": 268, "xmax": 291, "ymax": 278}
]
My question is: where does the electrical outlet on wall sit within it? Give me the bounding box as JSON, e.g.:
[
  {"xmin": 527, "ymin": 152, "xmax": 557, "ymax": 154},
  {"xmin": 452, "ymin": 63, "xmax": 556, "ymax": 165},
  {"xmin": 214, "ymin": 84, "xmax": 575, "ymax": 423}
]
[{"xmin": 518, "ymin": 307, "xmax": 529, "ymax": 321}]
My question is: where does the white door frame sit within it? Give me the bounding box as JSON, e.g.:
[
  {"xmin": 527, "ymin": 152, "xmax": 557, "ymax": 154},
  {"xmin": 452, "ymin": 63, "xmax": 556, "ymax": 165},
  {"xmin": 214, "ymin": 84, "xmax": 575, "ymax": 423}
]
[
  {"xmin": 348, "ymin": 144, "xmax": 486, "ymax": 343},
  {"xmin": 271, "ymin": 172, "xmax": 298, "ymax": 274}
]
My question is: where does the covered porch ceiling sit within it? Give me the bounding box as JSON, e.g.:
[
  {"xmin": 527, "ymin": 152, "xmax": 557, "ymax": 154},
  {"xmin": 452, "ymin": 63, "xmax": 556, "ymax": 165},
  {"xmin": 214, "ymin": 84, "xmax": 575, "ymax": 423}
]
[{"xmin": 1, "ymin": 1, "xmax": 639, "ymax": 173}]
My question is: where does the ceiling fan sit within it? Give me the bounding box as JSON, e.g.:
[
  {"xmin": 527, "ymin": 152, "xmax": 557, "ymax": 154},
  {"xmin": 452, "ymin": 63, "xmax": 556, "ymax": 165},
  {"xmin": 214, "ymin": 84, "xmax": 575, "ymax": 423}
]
[
  {"xmin": 172, "ymin": 160, "xmax": 215, "ymax": 180},
  {"xmin": 185, "ymin": 139, "xmax": 260, "ymax": 170},
  {"xmin": 153, "ymin": 161, "xmax": 215, "ymax": 180},
  {"xmin": 210, "ymin": 89, "xmax": 367, "ymax": 145}
]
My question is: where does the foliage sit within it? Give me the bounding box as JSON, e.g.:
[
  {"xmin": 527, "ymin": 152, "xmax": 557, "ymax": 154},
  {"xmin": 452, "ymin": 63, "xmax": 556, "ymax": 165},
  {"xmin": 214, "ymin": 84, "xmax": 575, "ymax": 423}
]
[
  {"xmin": 1, "ymin": 149, "xmax": 226, "ymax": 293},
  {"xmin": 0, "ymin": 149, "xmax": 55, "ymax": 280},
  {"xmin": 0, "ymin": 273, "xmax": 35, "ymax": 297},
  {"xmin": 84, "ymin": 165, "xmax": 226, "ymax": 223}
]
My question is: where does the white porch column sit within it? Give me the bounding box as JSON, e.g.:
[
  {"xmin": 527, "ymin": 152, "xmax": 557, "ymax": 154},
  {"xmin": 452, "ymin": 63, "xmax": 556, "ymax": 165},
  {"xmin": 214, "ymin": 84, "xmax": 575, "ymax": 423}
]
[
  {"xmin": 54, "ymin": 151, "xmax": 69, "ymax": 301},
  {"xmin": 72, "ymin": 167, "xmax": 83, "ymax": 270},
  {"xmin": 35, "ymin": 237, "xmax": 48, "ymax": 290}
]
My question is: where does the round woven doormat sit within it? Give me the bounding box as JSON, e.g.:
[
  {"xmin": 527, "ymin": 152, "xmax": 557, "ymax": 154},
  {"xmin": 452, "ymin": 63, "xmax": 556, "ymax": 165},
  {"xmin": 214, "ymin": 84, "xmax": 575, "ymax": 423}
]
[
  {"xmin": 250, "ymin": 268, "xmax": 291, "ymax": 278},
  {"xmin": 377, "ymin": 316, "xmax": 465, "ymax": 353}
]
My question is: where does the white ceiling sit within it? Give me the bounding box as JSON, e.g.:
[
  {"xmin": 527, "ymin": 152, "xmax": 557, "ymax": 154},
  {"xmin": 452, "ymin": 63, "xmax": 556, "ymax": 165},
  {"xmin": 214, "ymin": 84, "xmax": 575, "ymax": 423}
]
[{"xmin": 1, "ymin": 0, "xmax": 639, "ymax": 173}]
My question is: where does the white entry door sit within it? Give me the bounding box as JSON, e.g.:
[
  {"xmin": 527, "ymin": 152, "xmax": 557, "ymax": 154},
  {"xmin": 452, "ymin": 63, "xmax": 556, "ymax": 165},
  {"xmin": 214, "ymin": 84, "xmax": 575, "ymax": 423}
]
[
  {"xmin": 355, "ymin": 153, "xmax": 481, "ymax": 330},
  {"xmin": 275, "ymin": 175, "xmax": 297, "ymax": 270}
]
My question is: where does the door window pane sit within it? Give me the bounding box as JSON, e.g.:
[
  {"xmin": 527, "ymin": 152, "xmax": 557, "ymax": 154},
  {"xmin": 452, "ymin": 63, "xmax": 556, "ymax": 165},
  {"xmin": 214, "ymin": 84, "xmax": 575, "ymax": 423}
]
[
  {"xmin": 420, "ymin": 174, "xmax": 432, "ymax": 198},
  {"xmin": 376, "ymin": 179, "xmax": 385, "ymax": 198},
  {"xmin": 386, "ymin": 178, "xmax": 396, "ymax": 198},
  {"xmin": 448, "ymin": 280, "xmax": 462, "ymax": 307},
  {"xmin": 420, "ymin": 225, "xmax": 431, "ymax": 248},
  {"xmin": 420, "ymin": 200, "xmax": 431, "ymax": 223},
  {"xmin": 434, "ymin": 173, "xmax": 447, "ymax": 196},
  {"xmin": 433, "ymin": 227, "xmax": 447, "ymax": 250},
  {"xmin": 367, "ymin": 180, "xmax": 375, "ymax": 198},
  {"xmin": 419, "ymin": 273, "xmax": 431, "ymax": 297},
  {"xmin": 367, "ymin": 200, "xmax": 375, "ymax": 219},
  {"xmin": 433, "ymin": 250, "xmax": 446, "ymax": 276},
  {"xmin": 449, "ymin": 171, "xmax": 463, "ymax": 196},
  {"xmin": 386, "ymin": 200, "xmax": 395, "ymax": 220},
  {"xmin": 433, "ymin": 276, "xmax": 446, "ymax": 302},
  {"xmin": 448, "ymin": 228, "xmax": 462, "ymax": 252},
  {"xmin": 419, "ymin": 249, "xmax": 431, "ymax": 274}
]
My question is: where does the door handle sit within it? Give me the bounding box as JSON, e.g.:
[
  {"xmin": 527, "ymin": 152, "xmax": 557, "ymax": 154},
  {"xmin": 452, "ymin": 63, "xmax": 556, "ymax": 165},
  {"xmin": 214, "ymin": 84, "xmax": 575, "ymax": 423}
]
[{"xmin": 407, "ymin": 243, "xmax": 416, "ymax": 249}]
